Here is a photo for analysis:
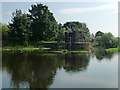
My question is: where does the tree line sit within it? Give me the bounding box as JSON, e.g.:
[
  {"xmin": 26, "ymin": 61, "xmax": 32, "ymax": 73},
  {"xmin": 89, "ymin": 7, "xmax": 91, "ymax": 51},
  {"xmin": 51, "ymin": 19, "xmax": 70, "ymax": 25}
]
[
  {"xmin": 90, "ymin": 31, "xmax": 120, "ymax": 49},
  {"xmin": 1, "ymin": 3, "xmax": 120, "ymax": 49},
  {"xmin": 1, "ymin": 3, "xmax": 90, "ymax": 46}
]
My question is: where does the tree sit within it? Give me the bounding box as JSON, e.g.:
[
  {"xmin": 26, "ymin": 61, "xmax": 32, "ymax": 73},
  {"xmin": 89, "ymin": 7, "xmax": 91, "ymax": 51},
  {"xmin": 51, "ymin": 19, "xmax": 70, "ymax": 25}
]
[
  {"xmin": 1, "ymin": 23, "xmax": 10, "ymax": 46},
  {"xmin": 63, "ymin": 21, "xmax": 90, "ymax": 42},
  {"xmin": 56, "ymin": 23, "xmax": 66, "ymax": 43},
  {"xmin": 28, "ymin": 3, "xmax": 58, "ymax": 42},
  {"xmin": 90, "ymin": 33, "xmax": 95, "ymax": 43},
  {"xmin": 95, "ymin": 31, "xmax": 104, "ymax": 37},
  {"xmin": 117, "ymin": 37, "xmax": 120, "ymax": 47},
  {"xmin": 94, "ymin": 32, "xmax": 117, "ymax": 48},
  {"xmin": 8, "ymin": 9, "xmax": 31, "ymax": 46}
]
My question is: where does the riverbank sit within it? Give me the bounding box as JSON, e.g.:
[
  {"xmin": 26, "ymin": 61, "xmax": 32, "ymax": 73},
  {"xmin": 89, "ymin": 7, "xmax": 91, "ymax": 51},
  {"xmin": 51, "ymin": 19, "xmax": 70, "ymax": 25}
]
[
  {"xmin": 3, "ymin": 46, "xmax": 119, "ymax": 54},
  {"xmin": 2, "ymin": 46, "xmax": 89, "ymax": 54},
  {"xmin": 2, "ymin": 46, "xmax": 50, "ymax": 52},
  {"xmin": 105, "ymin": 48, "xmax": 120, "ymax": 52}
]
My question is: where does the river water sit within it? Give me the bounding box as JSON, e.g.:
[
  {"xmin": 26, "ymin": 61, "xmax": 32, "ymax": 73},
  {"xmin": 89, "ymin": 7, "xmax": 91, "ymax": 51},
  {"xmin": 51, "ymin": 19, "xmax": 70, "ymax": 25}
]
[{"xmin": 1, "ymin": 51, "xmax": 118, "ymax": 88}]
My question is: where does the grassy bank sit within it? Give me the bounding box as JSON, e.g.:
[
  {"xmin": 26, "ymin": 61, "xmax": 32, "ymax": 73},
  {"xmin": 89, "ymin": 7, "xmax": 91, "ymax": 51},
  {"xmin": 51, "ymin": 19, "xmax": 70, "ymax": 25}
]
[
  {"xmin": 50, "ymin": 49, "xmax": 89, "ymax": 54},
  {"xmin": 2, "ymin": 46, "xmax": 50, "ymax": 52},
  {"xmin": 3, "ymin": 46, "xmax": 119, "ymax": 54},
  {"xmin": 2, "ymin": 46, "xmax": 89, "ymax": 54},
  {"xmin": 70, "ymin": 50, "xmax": 89, "ymax": 53},
  {"xmin": 105, "ymin": 48, "xmax": 120, "ymax": 52}
]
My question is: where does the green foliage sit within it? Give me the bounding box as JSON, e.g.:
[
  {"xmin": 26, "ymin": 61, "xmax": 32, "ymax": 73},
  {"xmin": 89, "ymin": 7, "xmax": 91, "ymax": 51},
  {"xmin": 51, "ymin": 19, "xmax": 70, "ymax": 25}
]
[
  {"xmin": 90, "ymin": 33, "xmax": 95, "ymax": 43},
  {"xmin": 1, "ymin": 23, "xmax": 10, "ymax": 45},
  {"xmin": 93, "ymin": 32, "xmax": 118, "ymax": 49},
  {"xmin": 8, "ymin": 9, "xmax": 31, "ymax": 46},
  {"xmin": 56, "ymin": 24, "xmax": 66, "ymax": 43},
  {"xmin": 116, "ymin": 37, "xmax": 120, "ymax": 47},
  {"xmin": 29, "ymin": 3, "xmax": 58, "ymax": 42},
  {"xmin": 95, "ymin": 31, "xmax": 104, "ymax": 37},
  {"xmin": 63, "ymin": 21, "xmax": 90, "ymax": 42},
  {"xmin": 2, "ymin": 3, "xmax": 119, "ymax": 49}
]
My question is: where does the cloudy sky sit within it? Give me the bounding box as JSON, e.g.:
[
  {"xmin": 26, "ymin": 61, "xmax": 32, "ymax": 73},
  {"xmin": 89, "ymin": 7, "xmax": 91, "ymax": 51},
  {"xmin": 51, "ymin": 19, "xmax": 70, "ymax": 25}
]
[{"xmin": 1, "ymin": 0, "xmax": 119, "ymax": 36}]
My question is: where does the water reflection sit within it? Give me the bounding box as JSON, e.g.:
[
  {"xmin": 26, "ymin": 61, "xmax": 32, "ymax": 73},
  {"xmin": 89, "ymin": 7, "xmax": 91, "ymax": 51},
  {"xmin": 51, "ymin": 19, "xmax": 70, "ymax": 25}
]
[
  {"xmin": 2, "ymin": 53, "xmax": 64, "ymax": 88},
  {"xmin": 94, "ymin": 48, "xmax": 114, "ymax": 60},
  {"xmin": 2, "ymin": 50, "xmax": 117, "ymax": 88},
  {"xmin": 64, "ymin": 53, "xmax": 90, "ymax": 72}
]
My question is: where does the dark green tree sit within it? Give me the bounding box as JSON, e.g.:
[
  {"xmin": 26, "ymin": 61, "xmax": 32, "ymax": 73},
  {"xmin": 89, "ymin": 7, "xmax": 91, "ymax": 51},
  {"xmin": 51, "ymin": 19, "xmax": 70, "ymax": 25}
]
[
  {"xmin": 56, "ymin": 23, "xmax": 66, "ymax": 43},
  {"xmin": 28, "ymin": 3, "xmax": 58, "ymax": 42},
  {"xmin": 95, "ymin": 31, "xmax": 104, "ymax": 37},
  {"xmin": 63, "ymin": 21, "xmax": 90, "ymax": 42},
  {"xmin": 8, "ymin": 9, "xmax": 31, "ymax": 46}
]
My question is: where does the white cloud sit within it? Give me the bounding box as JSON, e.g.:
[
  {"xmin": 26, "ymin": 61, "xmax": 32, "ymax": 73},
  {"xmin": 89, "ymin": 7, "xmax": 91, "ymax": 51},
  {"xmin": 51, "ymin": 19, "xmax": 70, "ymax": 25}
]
[{"xmin": 58, "ymin": 3, "xmax": 117, "ymax": 14}]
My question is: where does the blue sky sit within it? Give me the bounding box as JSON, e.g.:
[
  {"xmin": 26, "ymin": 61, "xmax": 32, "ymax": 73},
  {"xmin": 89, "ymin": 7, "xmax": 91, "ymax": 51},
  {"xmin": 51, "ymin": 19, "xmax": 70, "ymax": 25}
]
[{"xmin": 1, "ymin": 1, "xmax": 118, "ymax": 36}]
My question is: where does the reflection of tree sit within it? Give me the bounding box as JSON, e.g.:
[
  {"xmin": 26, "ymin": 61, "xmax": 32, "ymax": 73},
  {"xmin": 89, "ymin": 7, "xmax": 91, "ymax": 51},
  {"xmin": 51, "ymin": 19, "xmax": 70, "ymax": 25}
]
[
  {"xmin": 2, "ymin": 52, "xmax": 64, "ymax": 88},
  {"xmin": 2, "ymin": 52, "xmax": 91, "ymax": 88},
  {"xmin": 94, "ymin": 49, "xmax": 114, "ymax": 60},
  {"xmin": 64, "ymin": 53, "xmax": 90, "ymax": 72}
]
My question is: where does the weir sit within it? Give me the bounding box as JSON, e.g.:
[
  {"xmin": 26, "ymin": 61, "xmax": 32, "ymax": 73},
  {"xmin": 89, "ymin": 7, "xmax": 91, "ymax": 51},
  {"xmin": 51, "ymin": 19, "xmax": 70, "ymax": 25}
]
[{"xmin": 65, "ymin": 31, "xmax": 90, "ymax": 51}]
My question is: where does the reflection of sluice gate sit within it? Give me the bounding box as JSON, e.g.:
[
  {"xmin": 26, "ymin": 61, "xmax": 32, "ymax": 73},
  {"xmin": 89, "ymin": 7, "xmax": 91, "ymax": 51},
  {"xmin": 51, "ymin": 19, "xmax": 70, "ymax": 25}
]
[{"xmin": 64, "ymin": 54, "xmax": 90, "ymax": 72}]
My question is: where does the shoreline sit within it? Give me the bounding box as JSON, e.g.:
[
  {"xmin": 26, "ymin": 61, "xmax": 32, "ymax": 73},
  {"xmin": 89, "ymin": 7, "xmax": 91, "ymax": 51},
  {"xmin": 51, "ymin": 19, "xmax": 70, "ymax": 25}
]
[
  {"xmin": 2, "ymin": 46, "xmax": 90, "ymax": 54},
  {"xmin": 105, "ymin": 48, "xmax": 120, "ymax": 52},
  {"xmin": 2, "ymin": 46, "xmax": 120, "ymax": 54}
]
